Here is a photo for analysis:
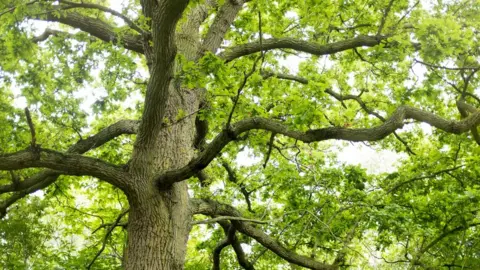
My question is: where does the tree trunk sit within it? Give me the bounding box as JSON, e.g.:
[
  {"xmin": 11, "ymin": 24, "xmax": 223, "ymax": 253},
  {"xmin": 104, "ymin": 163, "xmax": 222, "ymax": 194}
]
[
  {"xmin": 124, "ymin": 181, "xmax": 191, "ymax": 270},
  {"xmin": 124, "ymin": 87, "xmax": 199, "ymax": 269}
]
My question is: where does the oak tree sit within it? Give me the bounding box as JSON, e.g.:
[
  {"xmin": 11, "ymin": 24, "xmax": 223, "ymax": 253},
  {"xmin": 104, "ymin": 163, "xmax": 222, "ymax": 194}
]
[{"xmin": 1, "ymin": 0, "xmax": 480, "ymax": 269}]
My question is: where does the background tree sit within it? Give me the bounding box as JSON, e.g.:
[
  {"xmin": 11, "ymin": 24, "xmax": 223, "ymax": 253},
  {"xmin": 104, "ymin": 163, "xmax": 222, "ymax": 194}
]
[{"xmin": 1, "ymin": 0, "xmax": 480, "ymax": 269}]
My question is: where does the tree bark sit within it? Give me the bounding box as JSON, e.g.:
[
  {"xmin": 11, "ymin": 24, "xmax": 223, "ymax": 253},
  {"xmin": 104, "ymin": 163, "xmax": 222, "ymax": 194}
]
[
  {"xmin": 124, "ymin": 79, "xmax": 199, "ymax": 269},
  {"xmin": 124, "ymin": 182, "xmax": 191, "ymax": 270}
]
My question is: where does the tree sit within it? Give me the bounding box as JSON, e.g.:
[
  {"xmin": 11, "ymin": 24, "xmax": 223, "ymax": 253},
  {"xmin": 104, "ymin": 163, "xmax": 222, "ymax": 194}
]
[{"xmin": 1, "ymin": 0, "xmax": 480, "ymax": 269}]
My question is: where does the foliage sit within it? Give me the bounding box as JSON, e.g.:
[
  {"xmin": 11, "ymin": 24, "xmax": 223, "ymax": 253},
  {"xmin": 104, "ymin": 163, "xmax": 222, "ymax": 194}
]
[{"xmin": 1, "ymin": 0, "xmax": 480, "ymax": 269}]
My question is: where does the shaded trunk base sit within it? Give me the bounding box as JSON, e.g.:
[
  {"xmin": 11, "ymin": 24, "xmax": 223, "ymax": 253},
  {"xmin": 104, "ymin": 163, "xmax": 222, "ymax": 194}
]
[{"xmin": 124, "ymin": 181, "xmax": 190, "ymax": 270}]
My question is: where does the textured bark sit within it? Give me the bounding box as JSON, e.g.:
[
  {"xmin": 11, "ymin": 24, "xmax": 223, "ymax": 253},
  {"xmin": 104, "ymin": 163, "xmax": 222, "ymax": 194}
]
[
  {"xmin": 124, "ymin": 1, "xmax": 200, "ymax": 268},
  {"xmin": 124, "ymin": 88, "xmax": 198, "ymax": 269},
  {"xmin": 38, "ymin": 10, "xmax": 144, "ymax": 54},
  {"xmin": 124, "ymin": 182, "xmax": 191, "ymax": 270},
  {"xmin": 0, "ymin": 148, "xmax": 125, "ymax": 186},
  {"xmin": 221, "ymin": 35, "xmax": 387, "ymax": 61},
  {"xmin": 201, "ymin": 0, "xmax": 247, "ymax": 54}
]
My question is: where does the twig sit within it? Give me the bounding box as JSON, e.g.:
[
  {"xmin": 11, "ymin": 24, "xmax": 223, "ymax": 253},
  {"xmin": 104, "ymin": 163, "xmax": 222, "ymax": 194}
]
[
  {"xmin": 226, "ymin": 56, "xmax": 261, "ymax": 127},
  {"xmin": 388, "ymin": 166, "xmax": 464, "ymax": 193},
  {"xmin": 258, "ymin": 10, "xmax": 265, "ymax": 64},
  {"xmin": 0, "ymin": 0, "xmax": 38, "ymax": 17},
  {"xmin": 414, "ymin": 59, "xmax": 480, "ymax": 71},
  {"xmin": 221, "ymin": 160, "xmax": 255, "ymax": 213}
]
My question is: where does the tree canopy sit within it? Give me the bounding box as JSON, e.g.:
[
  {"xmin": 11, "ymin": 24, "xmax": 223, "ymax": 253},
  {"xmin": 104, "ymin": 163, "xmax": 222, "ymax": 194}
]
[{"xmin": 1, "ymin": 0, "xmax": 480, "ymax": 269}]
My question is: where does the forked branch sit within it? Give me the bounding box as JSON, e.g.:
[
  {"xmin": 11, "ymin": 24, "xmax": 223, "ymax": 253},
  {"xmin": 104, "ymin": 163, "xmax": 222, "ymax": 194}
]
[
  {"xmin": 190, "ymin": 198, "xmax": 337, "ymax": 270},
  {"xmin": 0, "ymin": 120, "xmax": 138, "ymax": 217}
]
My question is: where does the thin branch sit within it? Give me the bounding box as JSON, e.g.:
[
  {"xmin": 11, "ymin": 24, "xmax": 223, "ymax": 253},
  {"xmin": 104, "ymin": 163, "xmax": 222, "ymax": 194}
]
[
  {"xmin": 0, "ymin": 119, "xmax": 138, "ymax": 194},
  {"xmin": 263, "ymin": 132, "xmax": 275, "ymax": 168},
  {"xmin": 87, "ymin": 209, "xmax": 129, "ymax": 270},
  {"xmin": 377, "ymin": 0, "xmax": 395, "ymax": 35},
  {"xmin": 31, "ymin": 28, "xmax": 72, "ymax": 42},
  {"xmin": 395, "ymin": 1, "xmax": 420, "ymax": 27},
  {"xmin": 261, "ymin": 71, "xmax": 308, "ymax": 84},
  {"xmin": 226, "ymin": 56, "xmax": 261, "ymax": 127},
  {"xmin": 218, "ymin": 221, "xmax": 256, "ymax": 270},
  {"xmin": 0, "ymin": 120, "xmax": 138, "ymax": 217},
  {"xmin": 92, "ymin": 222, "xmax": 128, "ymax": 234},
  {"xmin": 412, "ymin": 223, "xmax": 480, "ymax": 265},
  {"xmin": 8, "ymin": 171, "xmax": 20, "ymax": 187},
  {"xmin": 213, "ymin": 224, "xmax": 235, "ymax": 270},
  {"xmin": 329, "ymin": 23, "xmax": 372, "ymax": 32},
  {"xmin": 24, "ymin": 108, "xmax": 36, "ymax": 148},
  {"xmin": 221, "ymin": 160, "xmax": 255, "ymax": 213},
  {"xmin": 388, "ymin": 166, "xmax": 464, "ymax": 193},
  {"xmin": 414, "ymin": 59, "xmax": 480, "ymax": 71}
]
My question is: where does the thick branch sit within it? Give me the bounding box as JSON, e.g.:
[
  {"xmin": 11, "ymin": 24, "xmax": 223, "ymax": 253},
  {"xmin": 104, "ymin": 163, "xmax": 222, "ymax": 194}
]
[
  {"xmin": 190, "ymin": 198, "xmax": 337, "ymax": 270},
  {"xmin": 132, "ymin": 0, "xmax": 189, "ymax": 156},
  {"xmin": 0, "ymin": 120, "xmax": 138, "ymax": 216},
  {"xmin": 213, "ymin": 224, "xmax": 235, "ymax": 270},
  {"xmin": 158, "ymin": 105, "xmax": 480, "ymax": 185},
  {"xmin": 0, "ymin": 120, "xmax": 138, "ymax": 194},
  {"xmin": 0, "ymin": 171, "xmax": 58, "ymax": 219},
  {"xmin": 201, "ymin": 0, "xmax": 247, "ymax": 54},
  {"xmin": 57, "ymin": 0, "xmax": 145, "ymax": 34},
  {"xmin": 0, "ymin": 148, "xmax": 125, "ymax": 184},
  {"xmin": 221, "ymin": 35, "xmax": 386, "ymax": 61},
  {"xmin": 264, "ymin": 72, "xmax": 416, "ymax": 154},
  {"xmin": 215, "ymin": 221, "xmax": 255, "ymax": 270},
  {"xmin": 35, "ymin": 10, "xmax": 144, "ymax": 53}
]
